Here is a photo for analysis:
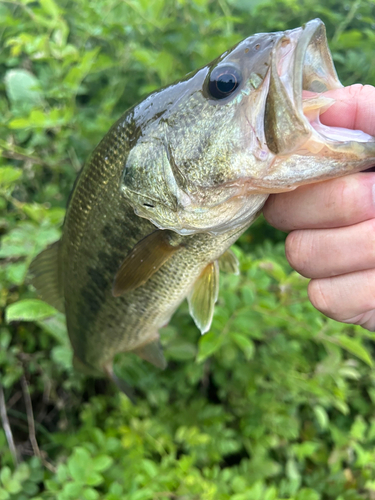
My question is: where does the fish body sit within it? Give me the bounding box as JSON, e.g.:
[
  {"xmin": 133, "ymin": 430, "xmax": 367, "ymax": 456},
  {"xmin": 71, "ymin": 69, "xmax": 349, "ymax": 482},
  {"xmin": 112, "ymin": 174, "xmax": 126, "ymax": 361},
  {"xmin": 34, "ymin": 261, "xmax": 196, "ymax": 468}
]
[{"xmin": 31, "ymin": 19, "xmax": 375, "ymax": 384}]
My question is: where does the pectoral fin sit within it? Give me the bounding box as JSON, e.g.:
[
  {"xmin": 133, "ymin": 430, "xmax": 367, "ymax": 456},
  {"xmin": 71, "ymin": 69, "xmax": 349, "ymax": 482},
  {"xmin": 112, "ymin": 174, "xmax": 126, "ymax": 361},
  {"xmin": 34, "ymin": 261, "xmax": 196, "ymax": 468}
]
[
  {"xmin": 188, "ymin": 261, "xmax": 219, "ymax": 335},
  {"xmin": 28, "ymin": 240, "xmax": 64, "ymax": 313},
  {"xmin": 218, "ymin": 249, "xmax": 239, "ymax": 275},
  {"xmin": 113, "ymin": 230, "xmax": 181, "ymax": 297},
  {"xmin": 133, "ymin": 338, "xmax": 167, "ymax": 369}
]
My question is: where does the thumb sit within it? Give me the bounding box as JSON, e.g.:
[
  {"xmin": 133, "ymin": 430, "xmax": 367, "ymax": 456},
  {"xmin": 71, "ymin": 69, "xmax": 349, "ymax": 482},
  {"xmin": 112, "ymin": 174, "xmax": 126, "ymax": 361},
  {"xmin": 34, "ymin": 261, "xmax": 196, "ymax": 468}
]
[{"xmin": 320, "ymin": 84, "xmax": 375, "ymax": 137}]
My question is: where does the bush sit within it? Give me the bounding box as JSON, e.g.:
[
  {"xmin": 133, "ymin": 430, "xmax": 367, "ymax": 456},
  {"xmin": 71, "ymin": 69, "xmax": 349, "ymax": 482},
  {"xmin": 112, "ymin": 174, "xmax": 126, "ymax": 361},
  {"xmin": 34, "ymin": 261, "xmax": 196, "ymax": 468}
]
[{"xmin": 1, "ymin": 0, "xmax": 375, "ymax": 498}]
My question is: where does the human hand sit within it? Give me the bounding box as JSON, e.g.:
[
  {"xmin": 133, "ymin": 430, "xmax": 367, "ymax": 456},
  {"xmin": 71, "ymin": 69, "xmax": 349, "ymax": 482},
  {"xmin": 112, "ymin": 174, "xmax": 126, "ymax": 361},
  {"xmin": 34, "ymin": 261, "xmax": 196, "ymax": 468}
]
[{"xmin": 263, "ymin": 84, "xmax": 375, "ymax": 331}]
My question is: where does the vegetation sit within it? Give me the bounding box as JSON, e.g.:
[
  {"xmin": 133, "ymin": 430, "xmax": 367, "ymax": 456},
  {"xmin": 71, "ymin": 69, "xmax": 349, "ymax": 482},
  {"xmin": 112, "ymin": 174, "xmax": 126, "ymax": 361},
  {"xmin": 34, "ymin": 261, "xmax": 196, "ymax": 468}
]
[{"xmin": 1, "ymin": 0, "xmax": 375, "ymax": 498}]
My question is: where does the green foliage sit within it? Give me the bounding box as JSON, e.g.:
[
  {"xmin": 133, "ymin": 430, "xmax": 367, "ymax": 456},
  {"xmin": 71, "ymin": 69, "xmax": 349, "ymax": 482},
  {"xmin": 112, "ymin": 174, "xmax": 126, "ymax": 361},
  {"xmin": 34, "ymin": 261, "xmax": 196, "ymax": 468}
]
[{"xmin": 1, "ymin": 0, "xmax": 375, "ymax": 498}]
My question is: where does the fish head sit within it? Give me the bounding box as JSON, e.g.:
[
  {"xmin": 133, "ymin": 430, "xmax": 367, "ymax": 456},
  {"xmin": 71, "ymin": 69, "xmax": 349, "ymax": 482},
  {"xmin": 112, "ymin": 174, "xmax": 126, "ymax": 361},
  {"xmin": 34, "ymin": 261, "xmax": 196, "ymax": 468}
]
[{"xmin": 121, "ymin": 19, "xmax": 375, "ymax": 235}]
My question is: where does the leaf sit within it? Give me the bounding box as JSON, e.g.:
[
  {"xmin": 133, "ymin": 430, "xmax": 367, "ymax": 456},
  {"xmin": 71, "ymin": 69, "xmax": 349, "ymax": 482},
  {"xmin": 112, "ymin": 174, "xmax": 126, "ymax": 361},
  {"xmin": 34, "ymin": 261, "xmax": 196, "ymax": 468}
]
[
  {"xmin": 4, "ymin": 69, "xmax": 42, "ymax": 110},
  {"xmin": 0, "ymin": 222, "xmax": 60, "ymax": 258},
  {"xmin": 0, "ymin": 167, "xmax": 22, "ymax": 187},
  {"xmin": 0, "ymin": 468, "xmax": 11, "ymax": 486},
  {"xmin": 196, "ymin": 331, "xmax": 225, "ymax": 362},
  {"xmin": 51, "ymin": 346, "xmax": 73, "ymax": 370},
  {"xmin": 92, "ymin": 456, "xmax": 113, "ymax": 472},
  {"xmin": 3, "ymin": 478, "xmax": 21, "ymax": 495},
  {"xmin": 167, "ymin": 339, "xmax": 197, "ymax": 361},
  {"xmin": 313, "ymin": 406, "xmax": 329, "ymax": 430},
  {"xmin": 63, "ymin": 482, "xmax": 83, "ymax": 497},
  {"xmin": 67, "ymin": 448, "xmax": 91, "ymax": 481},
  {"xmin": 85, "ymin": 472, "xmax": 103, "ymax": 487},
  {"xmin": 0, "ymin": 489, "xmax": 9, "ymax": 500},
  {"xmin": 336, "ymin": 335, "xmax": 373, "ymax": 367},
  {"xmin": 39, "ymin": 0, "xmax": 60, "ymax": 19},
  {"xmin": 12, "ymin": 463, "xmax": 30, "ymax": 483},
  {"xmin": 350, "ymin": 416, "xmax": 367, "ymax": 441},
  {"xmin": 5, "ymin": 262, "xmax": 28, "ymax": 286},
  {"xmin": 231, "ymin": 332, "xmax": 254, "ymax": 360},
  {"xmin": 83, "ymin": 488, "xmax": 100, "ymax": 500},
  {"xmin": 295, "ymin": 488, "xmax": 321, "ymax": 500},
  {"xmin": 6, "ymin": 299, "xmax": 57, "ymax": 323}
]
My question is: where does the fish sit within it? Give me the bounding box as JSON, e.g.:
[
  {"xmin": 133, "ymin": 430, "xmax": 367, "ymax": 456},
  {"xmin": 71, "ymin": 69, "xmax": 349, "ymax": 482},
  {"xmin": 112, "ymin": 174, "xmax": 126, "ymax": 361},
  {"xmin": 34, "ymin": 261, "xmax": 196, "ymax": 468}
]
[{"xmin": 30, "ymin": 19, "xmax": 375, "ymax": 396}]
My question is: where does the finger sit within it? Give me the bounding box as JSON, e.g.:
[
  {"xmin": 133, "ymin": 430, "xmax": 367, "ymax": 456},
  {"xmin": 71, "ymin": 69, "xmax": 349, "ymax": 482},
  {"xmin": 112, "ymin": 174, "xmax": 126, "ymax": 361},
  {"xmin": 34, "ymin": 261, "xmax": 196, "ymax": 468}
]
[
  {"xmin": 320, "ymin": 84, "xmax": 375, "ymax": 136},
  {"xmin": 308, "ymin": 269, "xmax": 375, "ymax": 331},
  {"xmin": 285, "ymin": 219, "xmax": 375, "ymax": 279},
  {"xmin": 263, "ymin": 172, "xmax": 375, "ymax": 231}
]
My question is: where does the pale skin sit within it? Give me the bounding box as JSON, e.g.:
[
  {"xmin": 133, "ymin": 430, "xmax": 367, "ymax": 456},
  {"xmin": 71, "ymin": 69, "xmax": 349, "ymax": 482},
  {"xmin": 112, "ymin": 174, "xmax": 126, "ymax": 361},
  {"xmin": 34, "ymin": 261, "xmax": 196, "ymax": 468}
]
[{"xmin": 263, "ymin": 84, "xmax": 375, "ymax": 331}]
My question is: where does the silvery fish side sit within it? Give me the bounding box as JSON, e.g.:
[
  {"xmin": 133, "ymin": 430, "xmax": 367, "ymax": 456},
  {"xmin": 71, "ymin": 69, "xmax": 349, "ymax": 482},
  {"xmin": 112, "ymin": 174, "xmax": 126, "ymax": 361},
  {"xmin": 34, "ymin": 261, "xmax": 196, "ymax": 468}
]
[{"xmin": 30, "ymin": 19, "xmax": 375, "ymax": 394}]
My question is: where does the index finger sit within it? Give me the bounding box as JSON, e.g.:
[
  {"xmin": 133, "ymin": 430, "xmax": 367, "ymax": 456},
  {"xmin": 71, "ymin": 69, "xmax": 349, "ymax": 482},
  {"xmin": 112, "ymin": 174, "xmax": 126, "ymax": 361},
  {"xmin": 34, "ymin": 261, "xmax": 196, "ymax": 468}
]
[
  {"xmin": 263, "ymin": 173, "xmax": 375, "ymax": 231},
  {"xmin": 320, "ymin": 84, "xmax": 375, "ymax": 136}
]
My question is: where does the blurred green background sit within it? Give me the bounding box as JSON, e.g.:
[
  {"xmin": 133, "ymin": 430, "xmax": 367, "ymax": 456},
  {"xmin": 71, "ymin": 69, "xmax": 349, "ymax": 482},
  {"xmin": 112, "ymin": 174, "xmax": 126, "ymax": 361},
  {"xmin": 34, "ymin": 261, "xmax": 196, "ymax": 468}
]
[{"xmin": 1, "ymin": 0, "xmax": 375, "ymax": 499}]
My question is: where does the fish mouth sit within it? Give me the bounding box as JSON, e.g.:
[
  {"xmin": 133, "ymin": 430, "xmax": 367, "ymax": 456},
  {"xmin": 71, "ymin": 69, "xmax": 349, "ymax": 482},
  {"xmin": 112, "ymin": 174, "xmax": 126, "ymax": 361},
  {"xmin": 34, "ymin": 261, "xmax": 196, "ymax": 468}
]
[{"xmin": 265, "ymin": 19, "xmax": 375, "ymax": 156}]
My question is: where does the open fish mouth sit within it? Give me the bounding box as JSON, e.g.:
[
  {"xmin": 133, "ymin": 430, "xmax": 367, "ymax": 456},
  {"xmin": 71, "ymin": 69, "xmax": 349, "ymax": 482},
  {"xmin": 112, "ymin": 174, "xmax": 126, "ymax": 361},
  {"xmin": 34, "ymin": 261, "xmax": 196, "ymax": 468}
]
[{"xmin": 265, "ymin": 19, "xmax": 375, "ymax": 157}]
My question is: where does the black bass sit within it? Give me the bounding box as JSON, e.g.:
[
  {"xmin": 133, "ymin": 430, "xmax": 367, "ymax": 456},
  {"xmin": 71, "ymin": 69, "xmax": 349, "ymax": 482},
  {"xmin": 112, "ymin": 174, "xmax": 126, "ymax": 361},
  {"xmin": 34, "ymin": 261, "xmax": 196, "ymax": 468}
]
[{"xmin": 30, "ymin": 19, "xmax": 375, "ymax": 392}]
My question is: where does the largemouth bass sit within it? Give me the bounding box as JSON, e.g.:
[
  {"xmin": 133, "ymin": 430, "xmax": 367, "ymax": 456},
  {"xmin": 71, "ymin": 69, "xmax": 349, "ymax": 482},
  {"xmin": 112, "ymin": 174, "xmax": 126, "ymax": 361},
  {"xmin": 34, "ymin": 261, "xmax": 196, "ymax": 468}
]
[{"xmin": 30, "ymin": 19, "xmax": 375, "ymax": 393}]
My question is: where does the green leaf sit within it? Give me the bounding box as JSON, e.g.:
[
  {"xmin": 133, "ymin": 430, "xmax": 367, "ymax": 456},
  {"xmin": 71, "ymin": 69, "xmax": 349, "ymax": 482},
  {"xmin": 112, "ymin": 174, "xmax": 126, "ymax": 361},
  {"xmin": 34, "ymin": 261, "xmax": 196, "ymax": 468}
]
[
  {"xmin": 350, "ymin": 416, "xmax": 367, "ymax": 441},
  {"xmin": 0, "ymin": 167, "xmax": 22, "ymax": 187},
  {"xmin": 12, "ymin": 463, "xmax": 30, "ymax": 483},
  {"xmin": 92, "ymin": 456, "xmax": 113, "ymax": 473},
  {"xmin": 0, "ymin": 468, "xmax": 11, "ymax": 485},
  {"xmin": 4, "ymin": 478, "xmax": 21, "ymax": 495},
  {"xmin": 85, "ymin": 472, "xmax": 103, "ymax": 487},
  {"xmin": 67, "ymin": 447, "xmax": 90, "ymax": 481},
  {"xmin": 83, "ymin": 488, "xmax": 100, "ymax": 500},
  {"xmin": 295, "ymin": 488, "xmax": 321, "ymax": 500},
  {"xmin": 4, "ymin": 69, "xmax": 42, "ymax": 109},
  {"xmin": 336, "ymin": 335, "xmax": 373, "ymax": 366},
  {"xmin": 231, "ymin": 332, "xmax": 254, "ymax": 360},
  {"xmin": 0, "ymin": 488, "xmax": 10, "ymax": 500},
  {"xmin": 197, "ymin": 331, "xmax": 225, "ymax": 362},
  {"xmin": 166, "ymin": 339, "xmax": 197, "ymax": 361},
  {"xmin": 51, "ymin": 346, "xmax": 73, "ymax": 370},
  {"xmin": 63, "ymin": 482, "xmax": 83, "ymax": 497},
  {"xmin": 6, "ymin": 299, "xmax": 57, "ymax": 323},
  {"xmin": 313, "ymin": 406, "xmax": 329, "ymax": 430},
  {"xmin": 39, "ymin": 0, "xmax": 60, "ymax": 18},
  {"xmin": 5, "ymin": 262, "xmax": 28, "ymax": 286}
]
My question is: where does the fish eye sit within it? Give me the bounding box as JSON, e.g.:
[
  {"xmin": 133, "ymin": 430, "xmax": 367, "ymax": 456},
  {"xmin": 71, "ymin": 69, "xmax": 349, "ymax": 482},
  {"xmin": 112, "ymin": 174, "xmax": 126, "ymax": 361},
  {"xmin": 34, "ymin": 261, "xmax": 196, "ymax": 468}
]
[{"xmin": 208, "ymin": 64, "xmax": 242, "ymax": 100}]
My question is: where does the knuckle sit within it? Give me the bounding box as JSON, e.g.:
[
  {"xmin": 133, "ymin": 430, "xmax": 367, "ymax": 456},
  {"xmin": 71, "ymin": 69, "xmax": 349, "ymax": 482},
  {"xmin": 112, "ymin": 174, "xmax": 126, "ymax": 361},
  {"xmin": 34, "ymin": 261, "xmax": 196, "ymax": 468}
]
[
  {"xmin": 308, "ymin": 279, "xmax": 332, "ymax": 315},
  {"xmin": 263, "ymin": 195, "xmax": 284, "ymax": 228},
  {"xmin": 347, "ymin": 83, "xmax": 365, "ymax": 98},
  {"xmin": 285, "ymin": 230, "xmax": 310, "ymax": 276},
  {"xmin": 327, "ymin": 177, "xmax": 360, "ymax": 225},
  {"xmin": 367, "ymin": 218, "xmax": 375, "ymax": 248},
  {"xmin": 359, "ymin": 219, "xmax": 375, "ymax": 264}
]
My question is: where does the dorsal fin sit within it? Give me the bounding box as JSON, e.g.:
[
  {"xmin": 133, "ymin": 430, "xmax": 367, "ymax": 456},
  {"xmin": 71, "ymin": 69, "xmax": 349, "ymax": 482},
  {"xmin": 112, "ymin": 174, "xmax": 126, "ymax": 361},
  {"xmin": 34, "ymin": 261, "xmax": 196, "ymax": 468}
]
[
  {"xmin": 133, "ymin": 338, "xmax": 167, "ymax": 369},
  {"xmin": 28, "ymin": 240, "xmax": 64, "ymax": 313},
  {"xmin": 188, "ymin": 261, "xmax": 219, "ymax": 335},
  {"xmin": 218, "ymin": 248, "xmax": 239, "ymax": 275},
  {"xmin": 112, "ymin": 230, "xmax": 181, "ymax": 297}
]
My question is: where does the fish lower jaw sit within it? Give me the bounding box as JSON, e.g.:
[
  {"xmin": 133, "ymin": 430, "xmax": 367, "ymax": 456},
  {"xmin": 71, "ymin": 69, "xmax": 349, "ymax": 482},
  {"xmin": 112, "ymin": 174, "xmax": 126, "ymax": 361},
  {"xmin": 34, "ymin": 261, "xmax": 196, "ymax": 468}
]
[{"xmin": 297, "ymin": 118, "xmax": 375, "ymax": 159}]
